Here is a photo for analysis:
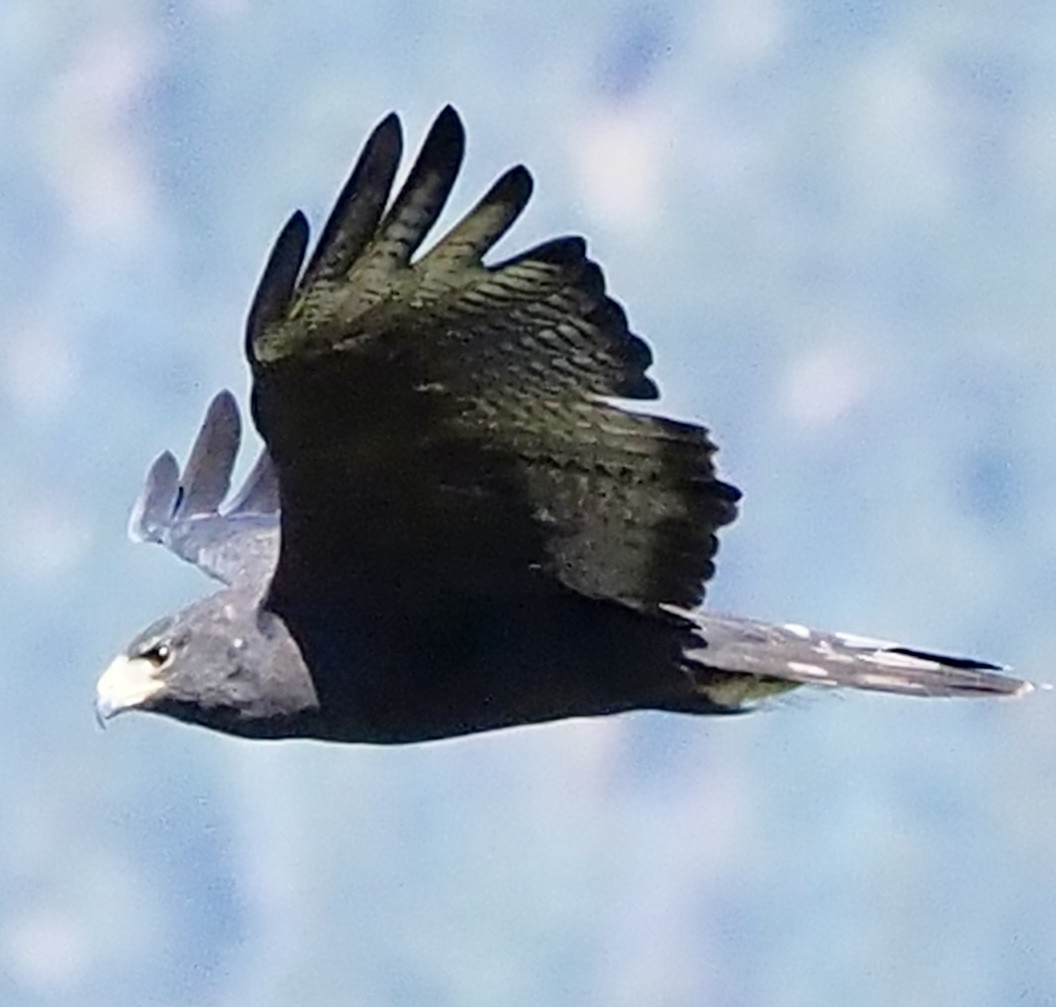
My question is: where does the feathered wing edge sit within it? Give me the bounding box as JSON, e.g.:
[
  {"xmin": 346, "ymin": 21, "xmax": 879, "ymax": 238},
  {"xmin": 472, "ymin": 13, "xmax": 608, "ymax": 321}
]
[
  {"xmin": 246, "ymin": 106, "xmax": 539, "ymax": 363},
  {"xmin": 668, "ymin": 606, "xmax": 1033, "ymax": 704},
  {"xmin": 241, "ymin": 106, "xmax": 741, "ymax": 620},
  {"xmin": 128, "ymin": 391, "xmax": 279, "ymax": 584}
]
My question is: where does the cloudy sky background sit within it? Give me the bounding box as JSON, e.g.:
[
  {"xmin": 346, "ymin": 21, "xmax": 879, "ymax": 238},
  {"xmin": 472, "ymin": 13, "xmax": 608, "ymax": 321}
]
[{"xmin": 3, "ymin": 2, "xmax": 1056, "ymax": 1005}]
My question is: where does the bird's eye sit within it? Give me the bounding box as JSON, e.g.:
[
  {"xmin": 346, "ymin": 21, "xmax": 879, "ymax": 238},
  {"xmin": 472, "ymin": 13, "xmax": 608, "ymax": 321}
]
[{"xmin": 142, "ymin": 642, "xmax": 172, "ymax": 667}]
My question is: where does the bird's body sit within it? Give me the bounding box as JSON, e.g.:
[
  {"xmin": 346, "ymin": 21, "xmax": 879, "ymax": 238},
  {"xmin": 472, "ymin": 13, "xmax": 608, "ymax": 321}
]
[
  {"xmin": 97, "ymin": 107, "xmax": 1029, "ymax": 744},
  {"xmin": 112, "ymin": 404, "xmax": 748, "ymax": 744}
]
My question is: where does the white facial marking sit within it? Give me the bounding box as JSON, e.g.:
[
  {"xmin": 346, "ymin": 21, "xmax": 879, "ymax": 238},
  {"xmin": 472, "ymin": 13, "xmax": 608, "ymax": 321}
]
[{"xmin": 95, "ymin": 655, "xmax": 165, "ymax": 720}]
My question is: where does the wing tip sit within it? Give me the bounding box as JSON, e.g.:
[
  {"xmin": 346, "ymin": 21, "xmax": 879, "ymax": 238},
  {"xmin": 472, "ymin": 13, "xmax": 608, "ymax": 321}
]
[
  {"xmin": 204, "ymin": 388, "xmax": 240, "ymax": 429},
  {"xmin": 434, "ymin": 103, "xmax": 463, "ymax": 133},
  {"xmin": 128, "ymin": 449, "xmax": 180, "ymax": 543},
  {"xmin": 174, "ymin": 392, "xmax": 243, "ymax": 519}
]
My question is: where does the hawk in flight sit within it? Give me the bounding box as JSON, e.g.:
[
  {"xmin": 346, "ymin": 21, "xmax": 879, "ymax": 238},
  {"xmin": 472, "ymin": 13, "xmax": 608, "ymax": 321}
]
[{"xmin": 96, "ymin": 107, "xmax": 1030, "ymax": 743}]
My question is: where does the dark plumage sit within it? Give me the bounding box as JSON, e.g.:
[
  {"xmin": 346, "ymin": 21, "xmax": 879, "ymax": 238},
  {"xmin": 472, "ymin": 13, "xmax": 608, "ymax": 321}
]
[{"xmin": 96, "ymin": 107, "xmax": 1030, "ymax": 743}]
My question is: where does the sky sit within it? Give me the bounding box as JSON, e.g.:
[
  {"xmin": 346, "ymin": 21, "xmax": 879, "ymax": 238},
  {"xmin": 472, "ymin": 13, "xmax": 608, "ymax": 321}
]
[{"xmin": 2, "ymin": 2, "xmax": 1056, "ymax": 1005}]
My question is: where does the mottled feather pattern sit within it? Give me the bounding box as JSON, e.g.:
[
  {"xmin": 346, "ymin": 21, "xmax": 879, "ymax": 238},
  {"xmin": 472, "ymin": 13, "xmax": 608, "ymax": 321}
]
[{"xmin": 249, "ymin": 106, "xmax": 739, "ymax": 613}]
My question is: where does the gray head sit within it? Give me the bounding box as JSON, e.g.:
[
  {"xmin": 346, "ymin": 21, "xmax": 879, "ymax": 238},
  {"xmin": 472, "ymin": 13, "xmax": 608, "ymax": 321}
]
[{"xmin": 96, "ymin": 591, "xmax": 321, "ymax": 739}]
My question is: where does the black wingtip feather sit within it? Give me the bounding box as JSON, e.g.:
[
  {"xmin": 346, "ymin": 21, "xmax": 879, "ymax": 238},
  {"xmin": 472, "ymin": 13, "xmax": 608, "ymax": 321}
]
[
  {"xmin": 489, "ymin": 235, "xmax": 587, "ymax": 278},
  {"xmin": 586, "ymin": 297, "xmax": 629, "ymax": 340},
  {"xmin": 371, "ymin": 106, "xmax": 466, "ymax": 263},
  {"xmin": 301, "ymin": 112, "xmax": 404, "ymax": 286},
  {"xmin": 246, "ymin": 210, "xmax": 310, "ymax": 352},
  {"xmin": 622, "ymin": 330, "xmax": 654, "ymax": 372},
  {"xmin": 502, "ymin": 164, "xmax": 534, "ymax": 201},
  {"xmin": 425, "ymin": 106, "xmax": 466, "ymax": 155},
  {"xmin": 434, "ymin": 104, "xmax": 463, "ymax": 135},
  {"xmin": 533, "ymin": 235, "xmax": 587, "ymax": 265},
  {"xmin": 576, "ymin": 260, "xmax": 606, "ymax": 301},
  {"xmin": 616, "ymin": 374, "xmax": 661, "ymax": 400}
]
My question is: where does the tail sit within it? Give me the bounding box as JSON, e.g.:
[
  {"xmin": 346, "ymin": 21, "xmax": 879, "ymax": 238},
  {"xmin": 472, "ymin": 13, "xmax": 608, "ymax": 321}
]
[{"xmin": 666, "ymin": 606, "xmax": 1032, "ymax": 707}]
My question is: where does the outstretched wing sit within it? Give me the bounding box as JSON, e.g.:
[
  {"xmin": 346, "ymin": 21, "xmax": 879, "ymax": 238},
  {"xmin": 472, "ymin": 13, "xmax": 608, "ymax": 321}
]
[
  {"xmin": 128, "ymin": 391, "xmax": 279, "ymax": 586},
  {"xmin": 239, "ymin": 106, "xmax": 1027, "ymax": 708},
  {"xmin": 245, "ymin": 106, "xmax": 739, "ymax": 637}
]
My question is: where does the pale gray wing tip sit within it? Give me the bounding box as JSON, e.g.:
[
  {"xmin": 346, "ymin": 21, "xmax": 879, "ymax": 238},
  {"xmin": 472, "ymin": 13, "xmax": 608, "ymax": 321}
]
[
  {"xmin": 174, "ymin": 390, "xmax": 241, "ymax": 518},
  {"xmin": 128, "ymin": 450, "xmax": 180, "ymax": 543},
  {"xmin": 227, "ymin": 449, "xmax": 279, "ymax": 516},
  {"xmin": 126, "ymin": 393, "xmax": 280, "ymax": 585}
]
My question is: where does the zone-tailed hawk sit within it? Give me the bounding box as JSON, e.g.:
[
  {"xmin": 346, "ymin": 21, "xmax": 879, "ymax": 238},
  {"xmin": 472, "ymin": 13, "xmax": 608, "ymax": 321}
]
[{"xmin": 96, "ymin": 107, "xmax": 1030, "ymax": 743}]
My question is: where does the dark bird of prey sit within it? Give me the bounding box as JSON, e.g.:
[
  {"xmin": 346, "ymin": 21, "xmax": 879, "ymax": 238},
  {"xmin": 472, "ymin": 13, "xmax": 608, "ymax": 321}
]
[{"xmin": 96, "ymin": 107, "xmax": 1031, "ymax": 743}]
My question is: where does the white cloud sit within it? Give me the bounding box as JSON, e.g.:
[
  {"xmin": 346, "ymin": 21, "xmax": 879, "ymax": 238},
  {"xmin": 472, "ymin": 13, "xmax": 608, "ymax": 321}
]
[
  {"xmin": 782, "ymin": 340, "xmax": 873, "ymax": 431},
  {"xmin": 2, "ymin": 314, "xmax": 79, "ymax": 420},
  {"xmin": 1, "ymin": 905, "xmax": 92, "ymax": 997},
  {"xmin": 37, "ymin": 24, "xmax": 162, "ymax": 242},
  {"xmin": 570, "ymin": 102, "xmax": 672, "ymax": 234}
]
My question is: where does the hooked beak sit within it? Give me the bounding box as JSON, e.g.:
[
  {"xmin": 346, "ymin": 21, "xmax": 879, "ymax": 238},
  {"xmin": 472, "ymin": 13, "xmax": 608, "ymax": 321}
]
[{"xmin": 95, "ymin": 655, "xmax": 164, "ymax": 726}]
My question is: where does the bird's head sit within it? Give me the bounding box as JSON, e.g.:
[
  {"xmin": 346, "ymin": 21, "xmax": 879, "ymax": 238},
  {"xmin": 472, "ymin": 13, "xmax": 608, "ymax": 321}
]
[{"xmin": 96, "ymin": 593, "xmax": 320, "ymax": 739}]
